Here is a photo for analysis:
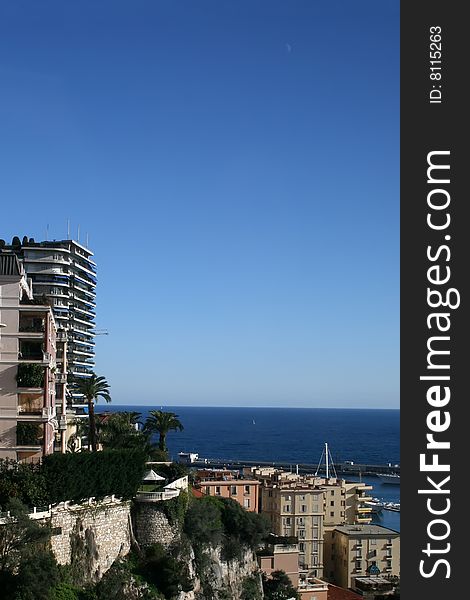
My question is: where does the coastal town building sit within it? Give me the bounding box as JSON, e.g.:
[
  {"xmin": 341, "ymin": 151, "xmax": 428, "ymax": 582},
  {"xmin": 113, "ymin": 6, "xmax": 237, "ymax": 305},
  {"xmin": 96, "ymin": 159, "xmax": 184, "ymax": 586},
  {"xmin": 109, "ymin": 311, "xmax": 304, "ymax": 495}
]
[
  {"xmin": 325, "ymin": 524, "xmax": 400, "ymax": 591},
  {"xmin": 0, "ymin": 253, "xmax": 57, "ymax": 461},
  {"xmin": 250, "ymin": 467, "xmax": 374, "ymax": 580},
  {"xmin": 257, "ymin": 535, "xmax": 329, "ymax": 600},
  {"xmin": 194, "ymin": 468, "xmax": 260, "ymax": 512},
  {"xmin": 2, "ymin": 237, "xmax": 97, "ymax": 447}
]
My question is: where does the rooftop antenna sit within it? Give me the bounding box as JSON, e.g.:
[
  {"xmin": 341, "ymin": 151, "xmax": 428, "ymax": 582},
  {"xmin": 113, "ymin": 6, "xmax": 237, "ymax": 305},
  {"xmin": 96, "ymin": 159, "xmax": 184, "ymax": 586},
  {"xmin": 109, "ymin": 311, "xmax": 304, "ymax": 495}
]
[{"xmin": 67, "ymin": 219, "xmax": 70, "ymax": 239}]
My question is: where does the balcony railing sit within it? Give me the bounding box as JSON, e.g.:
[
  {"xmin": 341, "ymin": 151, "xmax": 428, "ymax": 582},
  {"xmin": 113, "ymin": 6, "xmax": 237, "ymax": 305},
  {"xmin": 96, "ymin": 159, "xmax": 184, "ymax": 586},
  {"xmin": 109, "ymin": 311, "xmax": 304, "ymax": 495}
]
[{"xmin": 135, "ymin": 489, "xmax": 180, "ymax": 503}]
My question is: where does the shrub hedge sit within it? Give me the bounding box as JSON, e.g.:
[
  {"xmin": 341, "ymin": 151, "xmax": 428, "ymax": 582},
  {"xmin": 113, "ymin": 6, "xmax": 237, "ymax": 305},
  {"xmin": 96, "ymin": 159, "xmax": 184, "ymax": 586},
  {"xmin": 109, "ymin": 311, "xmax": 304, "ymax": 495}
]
[{"xmin": 42, "ymin": 449, "xmax": 147, "ymax": 504}]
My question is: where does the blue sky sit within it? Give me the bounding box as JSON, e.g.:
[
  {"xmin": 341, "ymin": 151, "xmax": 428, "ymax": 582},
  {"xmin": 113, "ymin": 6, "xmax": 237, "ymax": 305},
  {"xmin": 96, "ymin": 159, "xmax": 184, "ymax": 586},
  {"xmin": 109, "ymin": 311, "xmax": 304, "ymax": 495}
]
[{"xmin": 0, "ymin": 1, "xmax": 399, "ymax": 408}]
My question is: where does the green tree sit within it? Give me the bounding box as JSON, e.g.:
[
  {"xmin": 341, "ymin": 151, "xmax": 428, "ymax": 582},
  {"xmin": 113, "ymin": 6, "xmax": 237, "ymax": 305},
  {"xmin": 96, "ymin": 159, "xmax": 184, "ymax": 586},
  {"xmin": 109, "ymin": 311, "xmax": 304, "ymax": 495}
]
[
  {"xmin": 0, "ymin": 498, "xmax": 50, "ymax": 574},
  {"xmin": 14, "ymin": 549, "xmax": 60, "ymax": 600},
  {"xmin": 97, "ymin": 412, "xmax": 147, "ymax": 451},
  {"xmin": 262, "ymin": 570, "xmax": 300, "ymax": 600},
  {"xmin": 183, "ymin": 497, "xmax": 224, "ymax": 547},
  {"xmin": 72, "ymin": 375, "xmax": 111, "ymax": 452},
  {"xmin": 143, "ymin": 411, "xmax": 183, "ymax": 453}
]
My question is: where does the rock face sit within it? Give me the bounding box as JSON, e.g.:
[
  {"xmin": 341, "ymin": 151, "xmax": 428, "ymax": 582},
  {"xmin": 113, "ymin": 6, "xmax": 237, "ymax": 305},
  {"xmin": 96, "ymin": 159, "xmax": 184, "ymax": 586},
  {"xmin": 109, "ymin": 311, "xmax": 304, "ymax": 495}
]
[
  {"xmin": 42, "ymin": 498, "xmax": 262, "ymax": 597},
  {"xmin": 49, "ymin": 499, "xmax": 132, "ymax": 582},
  {"xmin": 178, "ymin": 546, "xmax": 262, "ymax": 600}
]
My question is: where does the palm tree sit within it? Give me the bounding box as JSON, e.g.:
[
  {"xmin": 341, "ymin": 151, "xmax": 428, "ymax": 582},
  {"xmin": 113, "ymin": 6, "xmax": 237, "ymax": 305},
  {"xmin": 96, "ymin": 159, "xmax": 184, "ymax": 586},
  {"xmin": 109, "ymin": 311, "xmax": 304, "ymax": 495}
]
[
  {"xmin": 97, "ymin": 411, "xmax": 145, "ymax": 450},
  {"xmin": 143, "ymin": 410, "xmax": 184, "ymax": 453},
  {"xmin": 73, "ymin": 374, "xmax": 111, "ymax": 451}
]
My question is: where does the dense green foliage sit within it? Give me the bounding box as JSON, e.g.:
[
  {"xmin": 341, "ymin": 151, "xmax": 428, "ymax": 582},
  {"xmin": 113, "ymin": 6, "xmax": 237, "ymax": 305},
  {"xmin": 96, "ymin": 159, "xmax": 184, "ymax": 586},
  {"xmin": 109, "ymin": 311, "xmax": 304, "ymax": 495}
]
[
  {"xmin": 184, "ymin": 496, "xmax": 270, "ymax": 562},
  {"xmin": 13, "ymin": 550, "xmax": 60, "ymax": 600},
  {"xmin": 0, "ymin": 460, "xmax": 48, "ymax": 508},
  {"xmin": 262, "ymin": 570, "xmax": 300, "ymax": 600},
  {"xmin": 16, "ymin": 422, "xmax": 43, "ymax": 446},
  {"xmin": 0, "ymin": 498, "xmax": 51, "ymax": 574},
  {"xmin": 97, "ymin": 413, "xmax": 147, "ymax": 450},
  {"xmin": 15, "ymin": 363, "xmax": 44, "ymax": 387},
  {"xmin": 42, "ymin": 449, "xmax": 147, "ymax": 503},
  {"xmin": 136, "ymin": 544, "xmax": 193, "ymax": 599},
  {"xmin": 0, "ymin": 500, "xmax": 56, "ymax": 599},
  {"xmin": 241, "ymin": 575, "xmax": 263, "ymax": 600}
]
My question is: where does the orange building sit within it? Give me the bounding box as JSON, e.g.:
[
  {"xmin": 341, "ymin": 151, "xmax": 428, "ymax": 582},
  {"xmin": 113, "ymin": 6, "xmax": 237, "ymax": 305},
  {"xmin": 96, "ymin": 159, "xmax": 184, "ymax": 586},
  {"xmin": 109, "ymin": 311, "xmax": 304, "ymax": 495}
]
[{"xmin": 198, "ymin": 478, "xmax": 260, "ymax": 512}]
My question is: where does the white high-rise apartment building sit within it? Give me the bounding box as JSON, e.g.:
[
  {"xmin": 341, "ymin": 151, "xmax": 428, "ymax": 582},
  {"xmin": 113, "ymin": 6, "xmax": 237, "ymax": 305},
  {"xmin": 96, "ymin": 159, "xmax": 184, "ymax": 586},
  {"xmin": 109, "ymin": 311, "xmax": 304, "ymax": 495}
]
[{"xmin": 2, "ymin": 237, "xmax": 97, "ymax": 440}]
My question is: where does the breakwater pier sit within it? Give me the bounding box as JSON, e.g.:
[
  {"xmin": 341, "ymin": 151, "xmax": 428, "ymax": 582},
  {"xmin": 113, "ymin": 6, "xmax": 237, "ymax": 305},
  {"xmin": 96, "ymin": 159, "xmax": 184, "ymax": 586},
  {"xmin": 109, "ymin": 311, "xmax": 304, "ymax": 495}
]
[{"xmin": 183, "ymin": 456, "xmax": 400, "ymax": 477}]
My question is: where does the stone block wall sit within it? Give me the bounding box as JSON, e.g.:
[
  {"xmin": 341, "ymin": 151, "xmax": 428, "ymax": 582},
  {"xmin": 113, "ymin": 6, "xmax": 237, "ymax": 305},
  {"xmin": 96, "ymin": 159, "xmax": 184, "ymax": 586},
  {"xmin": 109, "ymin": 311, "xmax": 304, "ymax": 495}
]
[
  {"xmin": 49, "ymin": 499, "xmax": 132, "ymax": 581},
  {"xmin": 132, "ymin": 501, "xmax": 179, "ymax": 548}
]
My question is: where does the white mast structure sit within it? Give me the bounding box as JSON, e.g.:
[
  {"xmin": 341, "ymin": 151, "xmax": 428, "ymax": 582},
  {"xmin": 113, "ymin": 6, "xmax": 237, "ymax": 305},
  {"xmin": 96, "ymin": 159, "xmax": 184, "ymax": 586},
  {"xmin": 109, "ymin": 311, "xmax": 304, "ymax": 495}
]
[{"xmin": 315, "ymin": 442, "xmax": 338, "ymax": 478}]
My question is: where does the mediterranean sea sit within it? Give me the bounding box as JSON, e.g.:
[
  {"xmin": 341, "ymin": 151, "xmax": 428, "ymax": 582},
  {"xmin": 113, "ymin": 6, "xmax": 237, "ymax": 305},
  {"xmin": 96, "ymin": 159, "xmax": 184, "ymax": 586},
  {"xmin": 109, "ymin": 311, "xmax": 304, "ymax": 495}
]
[{"xmin": 97, "ymin": 406, "xmax": 400, "ymax": 530}]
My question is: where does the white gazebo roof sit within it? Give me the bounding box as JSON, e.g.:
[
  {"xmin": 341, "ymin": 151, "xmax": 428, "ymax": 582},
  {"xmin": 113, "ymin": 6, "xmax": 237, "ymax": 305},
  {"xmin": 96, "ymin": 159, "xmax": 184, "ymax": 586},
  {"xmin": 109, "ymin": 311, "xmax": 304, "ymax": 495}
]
[{"xmin": 142, "ymin": 469, "xmax": 165, "ymax": 482}]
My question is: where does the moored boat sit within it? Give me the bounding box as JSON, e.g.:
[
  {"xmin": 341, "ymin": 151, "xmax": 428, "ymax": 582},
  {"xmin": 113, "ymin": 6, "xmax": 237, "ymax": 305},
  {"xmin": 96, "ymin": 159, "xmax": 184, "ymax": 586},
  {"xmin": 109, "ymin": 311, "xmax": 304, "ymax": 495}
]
[{"xmin": 377, "ymin": 472, "xmax": 400, "ymax": 485}]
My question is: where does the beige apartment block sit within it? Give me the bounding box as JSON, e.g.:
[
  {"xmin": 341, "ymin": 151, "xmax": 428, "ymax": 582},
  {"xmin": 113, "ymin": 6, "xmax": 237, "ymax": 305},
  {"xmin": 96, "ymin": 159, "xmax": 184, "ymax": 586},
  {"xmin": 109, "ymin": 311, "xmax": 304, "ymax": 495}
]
[
  {"xmin": 0, "ymin": 253, "xmax": 58, "ymax": 462},
  {"xmin": 254, "ymin": 468, "xmax": 374, "ymax": 581},
  {"xmin": 327, "ymin": 524, "xmax": 400, "ymax": 590}
]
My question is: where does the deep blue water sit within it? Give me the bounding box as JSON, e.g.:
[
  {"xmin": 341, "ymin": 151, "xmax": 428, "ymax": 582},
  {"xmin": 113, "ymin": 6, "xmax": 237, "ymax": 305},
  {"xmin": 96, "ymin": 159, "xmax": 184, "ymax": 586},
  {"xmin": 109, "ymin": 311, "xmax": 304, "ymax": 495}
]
[{"xmin": 97, "ymin": 406, "xmax": 400, "ymax": 530}]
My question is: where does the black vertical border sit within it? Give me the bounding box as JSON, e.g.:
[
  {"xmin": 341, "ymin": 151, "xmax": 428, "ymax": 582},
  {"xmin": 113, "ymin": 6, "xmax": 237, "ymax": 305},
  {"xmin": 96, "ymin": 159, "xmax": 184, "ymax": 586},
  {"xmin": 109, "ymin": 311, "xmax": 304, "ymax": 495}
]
[{"xmin": 401, "ymin": 2, "xmax": 467, "ymax": 598}]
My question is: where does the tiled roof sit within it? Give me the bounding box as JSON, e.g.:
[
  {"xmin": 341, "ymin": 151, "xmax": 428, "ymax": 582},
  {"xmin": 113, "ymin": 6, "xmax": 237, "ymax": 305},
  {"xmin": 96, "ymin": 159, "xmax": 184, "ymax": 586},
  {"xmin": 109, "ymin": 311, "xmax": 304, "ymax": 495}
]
[{"xmin": 328, "ymin": 584, "xmax": 362, "ymax": 600}]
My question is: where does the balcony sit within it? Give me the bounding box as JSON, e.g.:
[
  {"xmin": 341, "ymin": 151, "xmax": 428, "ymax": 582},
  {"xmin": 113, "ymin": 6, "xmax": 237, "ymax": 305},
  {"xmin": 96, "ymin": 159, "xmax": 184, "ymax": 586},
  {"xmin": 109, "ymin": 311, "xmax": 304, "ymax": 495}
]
[
  {"xmin": 16, "ymin": 422, "xmax": 44, "ymax": 447},
  {"xmin": 18, "ymin": 393, "xmax": 44, "ymax": 415},
  {"xmin": 135, "ymin": 489, "xmax": 181, "ymax": 503},
  {"xmin": 56, "ymin": 331, "xmax": 68, "ymax": 342},
  {"xmin": 19, "ymin": 317, "xmax": 45, "ymax": 333},
  {"xmin": 56, "ymin": 372, "xmax": 67, "ymax": 384},
  {"xmin": 356, "ymin": 516, "xmax": 372, "ymax": 523},
  {"xmin": 16, "ymin": 364, "xmax": 45, "ymax": 388}
]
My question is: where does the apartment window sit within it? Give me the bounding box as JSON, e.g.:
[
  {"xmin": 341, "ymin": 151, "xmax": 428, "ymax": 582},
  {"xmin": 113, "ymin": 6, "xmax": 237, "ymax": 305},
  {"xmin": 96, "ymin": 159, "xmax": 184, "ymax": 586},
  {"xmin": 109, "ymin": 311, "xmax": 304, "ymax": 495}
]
[
  {"xmin": 285, "ymin": 517, "xmax": 291, "ymax": 526},
  {"xmin": 299, "ymin": 542, "xmax": 305, "ymax": 552},
  {"xmin": 215, "ymin": 486, "xmax": 221, "ymax": 496},
  {"xmin": 268, "ymin": 491, "xmax": 273, "ymax": 497},
  {"xmin": 313, "ymin": 504, "xmax": 319, "ymax": 512},
  {"xmin": 205, "ymin": 487, "xmax": 210, "ymax": 495},
  {"xmin": 312, "ymin": 516, "xmax": 320, "ymax": 526},
  {"xmin": 312, "ymin": 541, "xmax": 319, "ymax": 552},
  {"xmin": 330, "ymin": 512, "xmax": 334, "ymax": 517},
  {"xmin": 330, "ymin": 490, "xmax": 334, "ymax": 496},
  {"xmin": 301, "ymin": 505, "xmax": 307, "ymax": 513},
  {"xmin": 341, "ymin": 500, "xmax": 345, "ymax": 506},
  {"xmin": 285, "ymin": 505, "xmax": 291, "ymax": 513},
  {"xmin": 298, "ymin": 530, "xmax": 305, "ymax": 539},
  {"xmin": 231, "ymin": 485, "xmax": 237, "ymax": 495},
  {"xmin": 312, "ymin": 555, "xmax": 318, "ymax": 566},
  {"xmin": 356, "ymin": 561, "xmax": 362, "ymax": 570},
  {"xmin": 356, "ymin": 549, "xmax": 362, "ymax": 558},
  {"xmin": 297, "ymin": 517, "xmax": 305, "ymax": 526},
  {"xmin": 244, "ymin": 485, "xmax": 250, "ymax": 494},
  {"xmin": 330, "ymin": 501, "xmax": 334, "ymax": 506},
  {"xmin": 299, "ymin": 495, "xmax": 305, "ymax": 501},
  {"xmin": 244, "ymin": 498, "xmax": 250, "ymax": 509},
  {"xmin": 387, "ymin": 559, "xmax": 392, "ymax": 568},
  {"xmin": 284, "ymin": 495, "xmax": 292, "ymax": 501}
]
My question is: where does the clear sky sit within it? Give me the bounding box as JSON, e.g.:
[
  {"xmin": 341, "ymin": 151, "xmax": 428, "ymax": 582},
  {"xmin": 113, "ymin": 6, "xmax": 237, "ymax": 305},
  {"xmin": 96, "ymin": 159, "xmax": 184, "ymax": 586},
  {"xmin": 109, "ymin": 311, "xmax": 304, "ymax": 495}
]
[{"xmin": 0, "ymin": 1, "xmax": 399, "ymax": 408}]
